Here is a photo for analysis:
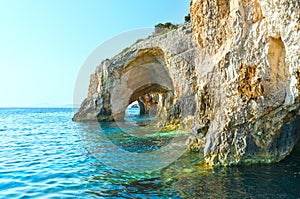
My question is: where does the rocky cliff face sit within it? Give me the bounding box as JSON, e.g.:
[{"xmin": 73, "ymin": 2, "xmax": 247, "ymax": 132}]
[
  {"xmin": 190, "ymin": 0, "xmax": 300, "ymax": 165},
  {"xmin": 73, "ymin": 23, "xmax": 198, "ymax": 125},
  {"xmin": 74, "ymin": 0, "xmax": 300, "ymax": 166}
]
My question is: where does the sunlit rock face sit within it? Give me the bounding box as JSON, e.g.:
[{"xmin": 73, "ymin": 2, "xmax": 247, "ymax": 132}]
[
  {"xmin": 73, "ymin": 23, "xmax": 198, "ymax": 127},
  {"xmin": 74, "ymin": 0, "xmax": 300, "ymax": 166},
  {"xmin": 190, "ymin": 0, "xmax": 300, "ymax": 165}
]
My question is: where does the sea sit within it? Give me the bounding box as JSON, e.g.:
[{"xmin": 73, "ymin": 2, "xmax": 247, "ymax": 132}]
[{"xmin": 0, "ymin": 107, "xmax": 299, "ymax": 198}]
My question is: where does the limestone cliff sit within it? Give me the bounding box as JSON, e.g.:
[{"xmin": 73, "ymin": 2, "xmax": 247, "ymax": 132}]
[
  {"xmin": 73, "ymin": 23, "xmax": 198, "ymax": 125},
  {"xmin": 190, "ymin": 0, "xmax": 300, "ymax": 165},
  {"xmin": 74, "ymin": 0, "xmax": 300, "ymax": 166}
]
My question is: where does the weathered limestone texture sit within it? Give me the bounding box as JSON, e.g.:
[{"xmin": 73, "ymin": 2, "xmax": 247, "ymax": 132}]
[
  {"xmin": 74, "ymin": 0, "xmax": 300, "ymax": 166},
  {"xmin": 73, "ymin": 23, "xmax": 198, "ymax": 126},
  {"xmin": 190, "ymin": 0, "xmax": 300, "ymax": 165}
]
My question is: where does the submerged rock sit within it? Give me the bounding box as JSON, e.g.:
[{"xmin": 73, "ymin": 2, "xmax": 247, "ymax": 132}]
[{"xmin": 74, "ymin": 0, "xmax": 300, "ymax": 166}]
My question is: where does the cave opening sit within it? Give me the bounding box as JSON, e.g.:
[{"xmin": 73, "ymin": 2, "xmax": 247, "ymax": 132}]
[
  {"xmin": 125, "ymin": 101, "xmax": 140, "ymax": 118},
  {"xmin": 110, "ymin": 47, "xmax": 175, "ymax": 122},
  {"xmin": 281, "ymin": 114, "xmax": 300, "ymax": 162},
  {"xmin": 119, "ymin": 84, "xmax": 174, "ymax": 138},
  {"xmin": 281, "ymin": 138, "xmax": 300, "ymax": 167},
  {"xmin": 123, "ymin": 83, "xmax": 173, "ymax": 125},
  {"xmin": 125, "ymin": 94, "xmax": 158, "ymax": 118}
]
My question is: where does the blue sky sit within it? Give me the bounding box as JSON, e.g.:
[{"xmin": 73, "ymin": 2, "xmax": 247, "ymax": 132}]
[{"xmin": 0, "ymin": 1, "xmax": 189, "ymax": 107}]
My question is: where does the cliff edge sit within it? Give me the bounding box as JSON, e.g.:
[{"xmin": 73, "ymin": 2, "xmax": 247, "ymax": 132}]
[{"xmin": 74, "ymin": 0, "xmax": 300, "ymax": 166}]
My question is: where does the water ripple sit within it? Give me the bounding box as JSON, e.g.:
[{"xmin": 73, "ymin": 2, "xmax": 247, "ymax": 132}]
[{"xmin": 0, "ymin": 108, "xmax": 299, "ymax": 198}]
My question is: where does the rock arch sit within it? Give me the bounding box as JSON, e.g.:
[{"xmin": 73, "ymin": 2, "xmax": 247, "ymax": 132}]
[
  {"xmin": 73, "ymin": 7, "xmax": 300, "ymax": 167},
  {"xmin": 110, "ymin": 48, "xmax": 174, "ymax": 120},
  {"xmin": 73, "ymin": 23, "xmax": 196, "ymax": 124}
]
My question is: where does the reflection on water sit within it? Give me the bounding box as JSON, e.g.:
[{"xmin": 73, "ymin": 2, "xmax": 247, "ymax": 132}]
[
  {"xmin": 0, "ymin": 108, "xmax": 299, "ymax": 198},
  {"xmin": 161, "ymin": 145, "xmax": 300, "ymax": 198},
  {"xmin": 81, "ymin": 145, "xmax": 300, "ymax": 198},
  {"xmin": 76, "ymin": 110, "xmax": 189, "ymax": 173},
  {"xmin": 76, "ymin": 108, "xmax": 300, "ymax": 198}
]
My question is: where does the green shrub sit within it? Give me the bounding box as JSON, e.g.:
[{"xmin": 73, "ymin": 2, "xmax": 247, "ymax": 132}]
[
  {"xmin": 185, "ymin": 13, "xmax": 191, "ymax": 22},
  {"xmin": 154, "ymin": 22, "xmax": 178, "ymax": 35}
]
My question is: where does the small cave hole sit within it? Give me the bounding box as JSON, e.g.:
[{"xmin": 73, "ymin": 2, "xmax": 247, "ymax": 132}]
[
  {"xmin": 124, "ymin": 94, "xmax": 159, "ymax": 124},
  {"xmin": 125, "ymin": 101, "xmax": 140, "ymax": 118}
]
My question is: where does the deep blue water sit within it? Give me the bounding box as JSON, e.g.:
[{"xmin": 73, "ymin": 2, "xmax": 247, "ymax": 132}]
[{"xmin": 0, "ymin": 108, "xmax": 299, "ymax": 198}]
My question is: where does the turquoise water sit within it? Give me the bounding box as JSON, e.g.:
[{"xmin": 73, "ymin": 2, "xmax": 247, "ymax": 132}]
[{"xmin": 0, "ymin": 108, "xmax": 300, "ymax": 198}]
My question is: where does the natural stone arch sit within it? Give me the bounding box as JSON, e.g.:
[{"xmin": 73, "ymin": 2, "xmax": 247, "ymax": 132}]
[
  {"xmin": 73, "ymin": 8, "xmax": 300, "ymax": 167},
  {"xmin": 110, "ymin": 48, "xmax": 174, "ymax": 121}
]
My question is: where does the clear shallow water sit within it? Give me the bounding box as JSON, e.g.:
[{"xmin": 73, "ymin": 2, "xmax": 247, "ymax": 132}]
[{"xmin": 0, "ymin": 108, "xmax": 299, "ymax": 198}]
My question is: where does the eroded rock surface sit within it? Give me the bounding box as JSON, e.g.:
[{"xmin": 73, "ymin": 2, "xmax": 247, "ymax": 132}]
[
  {"xmin": 190, "ymin": 0, "xmax": 300, "ymax": 165},
  {"xmin": 74, "ymin": 0, "xmax": 300, "ymax": 166},
  {"xmin": 73, "ymin": 23, "xmax": 198, "ymax": 126}
]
